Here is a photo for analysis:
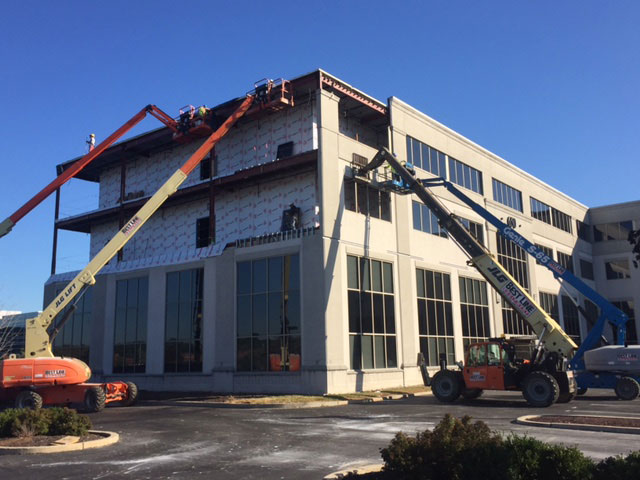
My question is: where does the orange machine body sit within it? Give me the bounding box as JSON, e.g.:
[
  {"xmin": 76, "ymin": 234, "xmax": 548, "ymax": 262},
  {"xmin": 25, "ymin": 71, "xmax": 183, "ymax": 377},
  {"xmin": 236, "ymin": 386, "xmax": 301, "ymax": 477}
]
[
  {"xmin": 1, "ymin": 357, "xmax": 91, "ymax": 388},
  {"xmin": 462, "ymin": 342, "xmax": 510, "ymax": 391},
  {"xmin": 0, "ymin": 357, "xmax": 131, "ymax": 407}
]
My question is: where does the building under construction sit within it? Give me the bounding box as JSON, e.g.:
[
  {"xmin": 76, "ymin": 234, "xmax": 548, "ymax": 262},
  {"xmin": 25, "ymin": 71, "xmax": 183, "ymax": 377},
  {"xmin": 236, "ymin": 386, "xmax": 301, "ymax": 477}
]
[{"xmin": 45, "ymin": 69, "xmax": 639, "ymax": 394}]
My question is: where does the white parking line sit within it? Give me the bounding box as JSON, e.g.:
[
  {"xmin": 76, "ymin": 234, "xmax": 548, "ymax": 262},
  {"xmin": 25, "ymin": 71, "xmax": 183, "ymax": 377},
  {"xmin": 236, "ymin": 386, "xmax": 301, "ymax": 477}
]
[{"xmin": 574, "ymin": 410, "xmax": 640, "ymax": 417}]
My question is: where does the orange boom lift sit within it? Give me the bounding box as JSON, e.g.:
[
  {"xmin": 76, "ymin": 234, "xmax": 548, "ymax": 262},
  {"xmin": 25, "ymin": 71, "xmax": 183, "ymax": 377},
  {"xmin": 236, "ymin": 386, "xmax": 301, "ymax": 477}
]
[{"xmin": 0, "ymin": 79, "xmax": 293, "ymax": 411}]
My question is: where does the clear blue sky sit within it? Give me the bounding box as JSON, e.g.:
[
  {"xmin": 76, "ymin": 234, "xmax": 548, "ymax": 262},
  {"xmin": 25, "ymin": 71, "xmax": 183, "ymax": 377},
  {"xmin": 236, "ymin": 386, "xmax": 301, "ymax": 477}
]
[{"xmin": 1, "ymin": 1, "xmax": 638, "ymax": 312}]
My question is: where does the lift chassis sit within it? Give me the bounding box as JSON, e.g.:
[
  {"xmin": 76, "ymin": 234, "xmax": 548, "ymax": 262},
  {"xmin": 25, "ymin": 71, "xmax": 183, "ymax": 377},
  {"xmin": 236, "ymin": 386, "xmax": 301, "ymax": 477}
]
[{"xmin": 415, "ymin": 174, "xmax": 640, "ymax": 400}]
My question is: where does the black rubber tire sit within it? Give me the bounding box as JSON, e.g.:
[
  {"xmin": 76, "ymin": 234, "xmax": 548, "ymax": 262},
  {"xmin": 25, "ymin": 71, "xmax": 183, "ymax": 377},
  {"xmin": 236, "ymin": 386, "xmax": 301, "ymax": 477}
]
[
  {"xmin": 121, "ymin": 381, "xmax": 139, "ymax": 407},
  {"xmin": 84, "ymin": 386, "xmax": 106, "ymax": 412},
  {"xmin": 461, "ymin": 388, "xmax": 483, "ymax": 400},
  {"xmin": 522, "ymin": 371, "xmax": 559, "ymax": 407},
  {"xmin": 431, "ymin": 370, "xmax": 462, "ymax": 403},
  {"xmin": 556, "ymin": 391, "xmax": 577, "ymax": 403},
  {"xmin": 615, "ymin": 377, "xmax": 640, "ymax": 401},
  {"xmin": 577, "ymin": 387, "xmax": 588, "ymax": 396},
  {"xmin": 15, "ymin": 390, "xmax": 43, "ymax": 409}
]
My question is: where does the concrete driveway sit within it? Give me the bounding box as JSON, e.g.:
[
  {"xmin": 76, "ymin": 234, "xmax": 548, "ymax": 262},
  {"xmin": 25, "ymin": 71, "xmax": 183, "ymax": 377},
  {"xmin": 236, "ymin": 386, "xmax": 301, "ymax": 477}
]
[{"xmin": 3, "ymin": 390, "xmax": 639, "ymax": 480}]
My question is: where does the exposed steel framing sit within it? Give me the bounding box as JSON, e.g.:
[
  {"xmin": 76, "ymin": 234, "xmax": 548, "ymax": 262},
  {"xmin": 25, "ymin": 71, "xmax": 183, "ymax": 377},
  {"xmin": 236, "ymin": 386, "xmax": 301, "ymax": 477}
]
[
  {"xmin": 55, "ymin": 150, "xmax": 318, "ymax": 234},
  {"xmin": 320, "ymin": 73, "xmax": 387, "ymax": 115}
]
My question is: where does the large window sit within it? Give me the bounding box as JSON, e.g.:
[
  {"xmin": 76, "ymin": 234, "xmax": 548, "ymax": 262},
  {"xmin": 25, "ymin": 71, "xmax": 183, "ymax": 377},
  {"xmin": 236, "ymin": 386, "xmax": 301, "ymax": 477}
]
[
  {"xmin": 530, "ymin": 198, "xmax": 551, "ymax": 224},
  {"xmin": 348, "ymin": 255, "xmax": 397, "ymax": 370},
  {"xmin": 344, "ymin": 179, "xmax": 391, "ymax": 221},
  {"xmin": 576, "ymin": 220, "xmax": 591, "ymax": 241},
  {"xmin": 448, "ymin": 157, "xmax": 483, "ymax": 194},
  {"xmin": 605, "ymin": 259, "xmax": 631, "ymax": 279},
  {"xmin": 416, "ymin": 268, "xmax": 454, "ymax": 366},
  {"xmin": 458, "ymin": 217, "xmax": 484, "ymax": 245},
  {"xmin": 530, "ymin": 197, "xmax": 572, "ymax": 233},
  {"xmin": 579, "ymin": 259, "xmax": 594, "ymax": 280},
  {"xmin": 53, "ymin": 287, "xmax": 92, "ymax": 364},
  {"xmin": 413, "ymin": 201, "xmax": 446, "ymax": 238},
  {"xmin": 113, "ymin": 277, "xmax": 148, "ymax": 374},
  {"xmin": 406, "ymin": 136, "xmax": 446, "ymax": 177},
  {"xmin": 561, "ymin": 295, "xmax": 581, "ymax": 344},
  {"xmin": 459, "ymin": 277, "xmax": 490, "ymax": 349},
  {"xmin": 237, "ymin": 255, "xmax": 301, "ymax": 372},
  {"xmin": 539, "ymin": 292, "xmax": 559, "ymax": 323},
  {"xmin": 594, "ymin": 221, "xmax": 633, "ymax": 242},
  {"xmin": 552, "ymin": 208, "xmax": 572, "ymax": 234},
  {"xmin": 492, "ymin": 179, "xmax": 523, "ymax": 212},
  {"xmin": 165, "ymin": 269, "xmax": 203, "ymax": 373},
  {"xmin": 556, "ymin": 252, "xmax": 574, "ymax": 274},
  {"xmin": 496, "ymin": 233, "xmax": 532, "ymax": 335}
]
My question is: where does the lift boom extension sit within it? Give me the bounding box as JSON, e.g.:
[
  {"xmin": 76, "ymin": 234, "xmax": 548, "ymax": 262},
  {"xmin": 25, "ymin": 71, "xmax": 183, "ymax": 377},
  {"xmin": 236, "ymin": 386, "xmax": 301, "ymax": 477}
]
[
  {"xmin": 359, "ymin": 148, "xmax": 577, "ymax": 359},
  {"xmin": 25, "ymin": 95, "xmax": 255, "ymax": 358},
  {"xmin": 0, "ymin": 105, "xmax": 179, "ymax": 239},
  {"xmin": 415, "ymin": 177, "xmax": 629, "ymax": 364}
]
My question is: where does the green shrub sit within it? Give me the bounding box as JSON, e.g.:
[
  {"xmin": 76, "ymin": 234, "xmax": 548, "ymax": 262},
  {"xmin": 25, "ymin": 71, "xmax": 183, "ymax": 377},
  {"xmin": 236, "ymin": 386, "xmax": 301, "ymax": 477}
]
[
  {"xmin": 0, "ymin": 407, "xmax": 92, "ymax": 438},
  {"xmin": 380, "ymin": 414, "xmax": 505, "ymax": 480},
  {"xmin": 10, "ymin": 409, "xmax": 50, "ymax": 438},
  {"xmin": 593, "ymin": 451, "xmax": 640, "ymax": 480},
  {"xmin": 379, "ymin": 415, "xmax": 598, "ymax": 480},
  {"xmin": 46, "ymin": 408, "xmax": 92, "ymax": 437},
  {"xmin": 0, "ymin": 409, "xmax": 22, "ymax": 437},
  {"xmin": 505, "ymin": 435, "xmax": 593, "ymax": 480}
]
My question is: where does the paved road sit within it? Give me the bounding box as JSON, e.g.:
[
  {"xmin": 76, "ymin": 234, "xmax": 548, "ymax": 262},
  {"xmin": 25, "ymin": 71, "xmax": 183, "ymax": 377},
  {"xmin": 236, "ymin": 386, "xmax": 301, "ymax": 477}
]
[{"xmin": 3, "ymin": 390, "xmax": 639, "ymax": 480}]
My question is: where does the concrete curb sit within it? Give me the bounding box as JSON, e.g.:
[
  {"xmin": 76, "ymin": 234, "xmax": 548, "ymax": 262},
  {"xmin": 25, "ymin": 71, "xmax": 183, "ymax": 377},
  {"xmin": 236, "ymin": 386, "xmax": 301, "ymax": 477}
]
[
  {"xmin": 0, "ymin": 430, "xmax": 119, "ymax": 455},
  {"xmin": 324, "ymin": 463, "xmax": 384, "ymax": 479},
  {"xmin": 516, "ymin": 415, "xmax": 640, "ymax": 435}
]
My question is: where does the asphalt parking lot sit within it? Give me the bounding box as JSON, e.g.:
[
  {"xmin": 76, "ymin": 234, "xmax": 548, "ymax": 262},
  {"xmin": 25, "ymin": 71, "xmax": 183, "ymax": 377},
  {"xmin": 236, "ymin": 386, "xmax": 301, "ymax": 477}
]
[{"xmin": 3, "ymin": 390, "xmax": 639, "ymax": 480}]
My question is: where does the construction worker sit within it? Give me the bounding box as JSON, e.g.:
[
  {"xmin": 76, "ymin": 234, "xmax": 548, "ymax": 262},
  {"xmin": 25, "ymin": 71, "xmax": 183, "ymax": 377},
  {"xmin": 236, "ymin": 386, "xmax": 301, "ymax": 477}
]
[
  {"xmin": 87, "ymin": 133, "xmax": 95, "ymax": 152},
  {"xmin": 197, "ymin": 105, "xmax": 207, "ymax": 118}
]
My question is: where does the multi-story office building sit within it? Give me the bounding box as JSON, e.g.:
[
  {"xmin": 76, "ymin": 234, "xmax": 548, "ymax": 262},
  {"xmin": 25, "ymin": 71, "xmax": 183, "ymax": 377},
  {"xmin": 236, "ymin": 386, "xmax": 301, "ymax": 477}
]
[{"xmin": 45, "ymin": 70, "xmax": 639, "ymax": 394}]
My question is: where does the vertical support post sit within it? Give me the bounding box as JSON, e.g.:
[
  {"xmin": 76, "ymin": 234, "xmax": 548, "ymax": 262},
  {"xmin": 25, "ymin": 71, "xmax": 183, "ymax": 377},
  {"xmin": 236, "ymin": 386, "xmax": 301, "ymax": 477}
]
[
  {"xmin": 208, "ymin": 148, "xmax": 216, "ymax": 245},
  {"xmin": 50, "ymin": 188, "xmax": 61, "ymax": 275}
]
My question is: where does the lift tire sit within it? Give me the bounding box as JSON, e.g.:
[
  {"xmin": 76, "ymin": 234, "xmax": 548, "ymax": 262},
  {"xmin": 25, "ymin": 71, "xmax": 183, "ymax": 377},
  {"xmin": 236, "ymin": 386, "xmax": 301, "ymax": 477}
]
[
  {"xmin": 431, "ymin": 370, "xmax": 462, "ymax": 403},
  {"xmin": 15, "ymin": 390, "xmax": 43, "ymax": 410},
  {"xmin": 461, "ymin": 388, "xmax": 483, "ymax": 400},
  {"xmin": 84, "ymin": 386, "xmax": 107, "ymax": 412},
  {"xmin": 615, "ymin": 377, "xmax": 640, "ymax": 401},
  {"xmin": 555, "ymin": 391, "xmax": 576, "ymax": 403},
  {"xmin": 522, "ymin": 371, "xmax": 559, "ymax": 407},
  {"xmin": 577, "ymin": 387, "xmax": 588, "ymax": 396},
  {"xmin": 121, "ymin": 381, "xmax": 139, "ymax": 407}
]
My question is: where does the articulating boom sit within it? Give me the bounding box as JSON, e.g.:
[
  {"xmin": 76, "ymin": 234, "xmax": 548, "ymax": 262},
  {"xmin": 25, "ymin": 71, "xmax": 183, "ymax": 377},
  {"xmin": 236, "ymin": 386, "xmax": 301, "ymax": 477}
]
[
  {"xmin": 25, "ymin": 95, "xmax": 256, "ymax": 358},
  {"xmin": 358, "ymin": 148, "xmax": 577, "ymax": 361},
  {"xmin": 0, "ymin": 105, "xmax": 180, "ymax": 238}
]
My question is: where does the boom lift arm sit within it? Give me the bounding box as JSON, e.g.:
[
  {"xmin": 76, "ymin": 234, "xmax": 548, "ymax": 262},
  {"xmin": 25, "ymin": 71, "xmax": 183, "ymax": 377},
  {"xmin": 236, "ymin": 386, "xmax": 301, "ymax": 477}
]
[
  {"xmin": 25, "ymin": 95, "xmax": 255, "ymax": 358},
  {"xmin": 358, "ymin": 148, "xmax": 577, "ymax": 362},
  {"xmin": 416, "ymin": 177, "xmax": 629, "ymax": 370},
  {"xmin": 0, "ymin": 105, "xmax": 179, "ymax": 238}
]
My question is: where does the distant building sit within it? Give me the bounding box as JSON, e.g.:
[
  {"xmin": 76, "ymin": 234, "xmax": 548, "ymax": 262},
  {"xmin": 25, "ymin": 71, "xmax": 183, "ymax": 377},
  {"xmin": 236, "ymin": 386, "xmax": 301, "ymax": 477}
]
[
  {"xmin": 0, "ymin": 312, "xmax": 39, "ymax": 357},
  {"xmin": 45, "ymin": 69, "xmax": 639, "ymax": 393}
]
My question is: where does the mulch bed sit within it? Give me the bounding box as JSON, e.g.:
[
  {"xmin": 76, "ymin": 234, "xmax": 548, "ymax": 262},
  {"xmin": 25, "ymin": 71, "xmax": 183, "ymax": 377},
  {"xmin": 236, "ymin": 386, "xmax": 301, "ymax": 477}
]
[
  {"xmin": 530, "ymin": 415, "xmax": 640, "ymax": 428},
  {"xmin": 0, "ymin": 433, "xmax": 102, "ymax": 447}
]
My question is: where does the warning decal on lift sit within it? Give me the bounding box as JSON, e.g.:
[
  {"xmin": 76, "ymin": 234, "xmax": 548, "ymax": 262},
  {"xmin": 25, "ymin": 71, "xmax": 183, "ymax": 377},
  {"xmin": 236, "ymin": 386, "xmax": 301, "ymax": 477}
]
[{"xmin": 44, "ymin": 369, "xmax": 66, "ymax": 378}]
